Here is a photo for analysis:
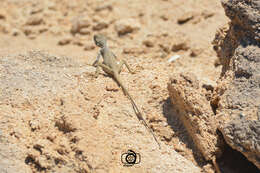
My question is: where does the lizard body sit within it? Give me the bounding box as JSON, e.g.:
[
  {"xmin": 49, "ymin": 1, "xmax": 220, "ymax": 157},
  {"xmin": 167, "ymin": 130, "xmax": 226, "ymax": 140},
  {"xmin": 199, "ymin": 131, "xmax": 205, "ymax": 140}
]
[{"xmin": 92, "ymin": 34, "xmax": 161, "ymax": 149}]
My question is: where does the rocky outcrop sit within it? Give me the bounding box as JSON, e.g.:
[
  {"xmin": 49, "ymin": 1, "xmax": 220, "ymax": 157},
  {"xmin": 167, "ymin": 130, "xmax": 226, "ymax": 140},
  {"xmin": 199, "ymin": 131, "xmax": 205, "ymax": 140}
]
[
  {"xmin": 219, "ymin": 119, "xmax": 260, "ymax": 169},
  {"xmin": 212, "ymin": 0, "xmax": 260, "ymax": 75},
  {"xmin": 168, "ymin": 0, "xmax": 260, "ymax": 170},
  {"xmin": 168, "ymin": 72, "xmax": 222, "ymax": 162},
  {"xmin": 212, "ymin": 0, "xmax": 260, "ymax": 169}
]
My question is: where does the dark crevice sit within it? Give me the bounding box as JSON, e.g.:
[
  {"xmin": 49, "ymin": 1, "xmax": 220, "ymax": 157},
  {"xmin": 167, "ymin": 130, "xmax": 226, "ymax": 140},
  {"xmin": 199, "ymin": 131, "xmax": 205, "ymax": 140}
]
[
  {"xmin": 216, "ymin": 132, "xmax": 259, "ymax": 173},
  {"xmin": 235, "ymin": 70, "xmax": 252, "ymax": 79},
  {"xmin": 210, "ymin": 100, "xmax": 218, "ymax": 115}
]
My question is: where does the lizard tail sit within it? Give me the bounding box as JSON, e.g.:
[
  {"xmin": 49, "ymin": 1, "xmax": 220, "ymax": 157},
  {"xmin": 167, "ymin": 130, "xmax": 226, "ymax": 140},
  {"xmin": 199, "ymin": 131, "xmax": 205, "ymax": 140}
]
[
  {"xmin": 114, "ymin": 74, "xmax": 161, "ymax": 149},
  {"xmin": 130, "ymin": 99, "xmax": 161, "ymax": 149}
]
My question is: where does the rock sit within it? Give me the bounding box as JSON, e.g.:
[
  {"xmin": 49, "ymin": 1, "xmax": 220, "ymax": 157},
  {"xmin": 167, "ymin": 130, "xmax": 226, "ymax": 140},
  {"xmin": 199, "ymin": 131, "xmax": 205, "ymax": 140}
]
[
  {"xmin": 29, "ymin": 119, "xmax": 41, "ymax": 131},
  {"xmin": 23, "ymin": 27, "xmax": 34, "ymax": 36},
  {"xmin": 11, "ymin": 28, "xmax": 20, "ymax": 36},
  {"xmin": 160, "ymin": 14, "xmax": 170, "ymax": 21},
  {"xmin": 58, "ymin": 37, "xmax": 71, "ymax": 46},
  {"xmin": 201, "ymin": 10, "xmax": 214, "ymax": 19},
  {"xmin": 23, "ymin": 26, "xmax": 39, "ymax": 39},
  {"xmin": 73, "ymin": 40, "xmax": 84, "ymax": 47},
  {"xmin": 114, "ymin": 18, "xmax": 140, "ymax": 36},
  {"xmin": 210, "ymin": 0, "xmax": 260, "ymax": 169},
  {"xmin": 0, "ymin": 23, "xmax": 10, "ymax": 34},
  {"xmin": 30, "ymin": 5, "xmax": 43, "ymax": 15},
  {"xmin": 190, "ymin": 47, "xmax": 203, "ymax": 57},
  {"xmin": 159, "ymin": 43, "xmax": 171, "ymax": 53},
  {"xmin": 168, "ymin": 72, "xmax": 222, "ymax": 161},
  {"xmin": 39, "ymin": 27, "xmax": 48, "ymax": 34},
  {"xmin": 177, "ymin": 11, "xmax": 195, "ymax": 24},
  {"xmin": 84, "ymin": 43, "xmax": 95, "ymax": 51},
  {"xmin": 212, "ymin": 0, "xmax": 260, "ymax": 74},
  {"xmin": 78, "ymin": 28, "xmax": 90, "ymax": 35},
  {"xmin": 171, "ymin": 32, "xmax": 189, "ymax": 52},
  {"xmin": 171, "ymin": 42, "xmax": 189, "ymax": 52},
  {"xmin": 202, "ymin": 164, "xmax": 215, "ymax": 173},
  {"xmin": 49, "ymin": 26, "xmax": 62, "ymax": 36},
  {"xmin": 142, "ymin": 39, "xmax": 154, "ymax": 48},
  {"xmin": 95, "ymin": 4, "xmax": 113, "ymax": 12},
  {"xmin": 26, "ymin": 15, "xmax": 43, "ymax": 25},
  {"xmin": 0, "ymin": 12, "xmax": 6, "ymax": 20},
  {"xmin": 123, "ymin": 47, "xmax": 146, "ymax": 55},
  {"xmin": 92, "ymin": 22, "xmax": 108, "ymax": 31},
  {"xmin": 219, "ymin": 119, "xmax": 260, "ymax": 169},
  {"xmin": 71, "ymin": 17, "xmax": 91, "ymax": 35},
  {"xmin": 159, "ymin": 126, "xmax": 175, "ymax": 142}
]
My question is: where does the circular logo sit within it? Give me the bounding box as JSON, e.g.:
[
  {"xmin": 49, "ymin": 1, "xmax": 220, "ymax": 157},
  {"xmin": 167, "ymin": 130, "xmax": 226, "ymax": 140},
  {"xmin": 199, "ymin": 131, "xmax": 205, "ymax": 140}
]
[
  {"xmin": 121, "ymin": 150, "xmax": 141, "ymax": 166},
  {"xmin": 125, "ymin": 152, "xmax": 136, "ymax": 164}
]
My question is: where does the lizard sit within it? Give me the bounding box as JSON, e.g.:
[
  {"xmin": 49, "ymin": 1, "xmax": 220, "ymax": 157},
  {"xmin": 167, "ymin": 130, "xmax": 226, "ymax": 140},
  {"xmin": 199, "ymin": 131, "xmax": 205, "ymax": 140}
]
[{"xmin": 92, "ymin": 34, "xmax": 161, "ymax": 149}]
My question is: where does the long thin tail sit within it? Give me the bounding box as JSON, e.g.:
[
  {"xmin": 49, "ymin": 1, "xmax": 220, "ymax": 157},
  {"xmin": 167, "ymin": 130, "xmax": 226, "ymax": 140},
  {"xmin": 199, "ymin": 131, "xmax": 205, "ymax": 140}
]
[
  {"xmin": 127, "ymin": 94, "xmax": 161, "ymax": 149},
  {"xmin": 115, "ymin": 75, "xmax": 161, "ymax": 149}
]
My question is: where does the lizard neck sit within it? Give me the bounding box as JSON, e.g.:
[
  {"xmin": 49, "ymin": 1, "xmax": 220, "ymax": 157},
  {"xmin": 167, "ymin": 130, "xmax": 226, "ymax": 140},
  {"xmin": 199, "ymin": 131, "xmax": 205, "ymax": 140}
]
[{"xmin": 101, "ymin": 44, "xmax": 108, "ymax": 51}]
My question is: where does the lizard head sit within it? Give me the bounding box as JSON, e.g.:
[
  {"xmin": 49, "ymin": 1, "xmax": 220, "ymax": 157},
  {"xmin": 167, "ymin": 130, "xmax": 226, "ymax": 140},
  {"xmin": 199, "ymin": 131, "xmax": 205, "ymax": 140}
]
[{"xmin": 94, "ymin": 34, "xmax": 107, "ymax": 48}]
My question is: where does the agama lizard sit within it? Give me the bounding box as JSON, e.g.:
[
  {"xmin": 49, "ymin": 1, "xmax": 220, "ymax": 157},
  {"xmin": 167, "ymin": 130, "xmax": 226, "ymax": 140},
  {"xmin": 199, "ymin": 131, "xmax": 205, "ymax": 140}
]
[{"xmin": 92, "ymin": 34, "xmax": 161, "ymax": 149}]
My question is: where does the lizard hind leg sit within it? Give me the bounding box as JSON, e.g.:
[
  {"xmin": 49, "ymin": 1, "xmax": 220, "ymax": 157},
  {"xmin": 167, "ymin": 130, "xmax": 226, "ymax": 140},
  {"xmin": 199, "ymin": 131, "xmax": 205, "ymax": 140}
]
[
  {"xmin": 118, "ymin": 59, "xmax": 134, "ymax": 74},
  {"xmin": 96, "ymin": 62, "xmax": 114, "ymax": 76}
]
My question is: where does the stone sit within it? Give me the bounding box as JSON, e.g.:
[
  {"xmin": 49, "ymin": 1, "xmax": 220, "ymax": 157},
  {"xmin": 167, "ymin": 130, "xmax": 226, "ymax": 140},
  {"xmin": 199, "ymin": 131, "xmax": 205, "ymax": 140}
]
[
  {"xmin": 190, "ymin": 47, "xmax": 203, "ymax": 57},
  {"xmin": 168, "ymin": 72, "xmax": 221, "ymax": 161},
  {"xmin": 114, "ymin": 18, "xmax": 140, "ymax": 36},
  {"xmin": 219, "ymin": 119, "xmax": 260, "ymax": 169},
  {"xmin": 142, "ymin": 39, "xmax": 154, "ymax": 48},
  {"xmin": 26, "ymin": 15, "xmax": 43, "ymax": 25},
  {"xmin": 210, "ymin": 0, "xmax": 260, "ymax": 169},
  {"xmin": 71, "ymin": 17, "xmax": 90, "ymax": 35},
  {"xmin": 84, "ymin": 43, "xmax": 95, "ymax": 51},
  {"xmin": 171, "ymin": 32, "xmax": 189, "ymax": 52},
  {"xmin": 58, "ymin": 37, "xmax": 71, "ymax": 46},
  {"xmin": 177, "ymin": 12, "xmax": 195, "ymax": 24},
  {"xmin": 92, "ymin": 22, "xmax": 108, "ymax": 31}
]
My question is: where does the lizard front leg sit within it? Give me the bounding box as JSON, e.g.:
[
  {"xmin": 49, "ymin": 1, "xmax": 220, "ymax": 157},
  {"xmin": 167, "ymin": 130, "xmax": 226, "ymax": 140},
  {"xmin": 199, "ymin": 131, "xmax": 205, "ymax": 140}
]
[{"xmin": 94, "ymin": 65, "xmax": 101, "ymax": 78}]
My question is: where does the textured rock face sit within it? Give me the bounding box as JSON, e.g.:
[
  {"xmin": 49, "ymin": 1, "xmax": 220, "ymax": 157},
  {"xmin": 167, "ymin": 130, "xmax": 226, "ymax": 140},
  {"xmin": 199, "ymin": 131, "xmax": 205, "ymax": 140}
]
[
  {"xmin": 168, "ymin": 0, "xmax": 260, "ymax": 170},
  {"xmin": 168, "ymin": 72, "xmax": 221, "ymax": 161},
  {"xmin": 213, "ymin": 0, "xmax": 260, "ymax": 75},
  {"xmin": 219, "ymin": 119, "xmax": 260, "ymax": 169},
  {"xmin": 212, "ymin": 0, "xmax": 260, "ymax": 169}
]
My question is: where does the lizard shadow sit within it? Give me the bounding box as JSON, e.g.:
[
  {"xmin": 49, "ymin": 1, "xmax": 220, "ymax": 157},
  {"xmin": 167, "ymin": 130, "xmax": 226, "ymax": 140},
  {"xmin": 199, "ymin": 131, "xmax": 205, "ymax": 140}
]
[{"xmin": 162, "ymin": 97, "xmax": 207, "ymax": 167}]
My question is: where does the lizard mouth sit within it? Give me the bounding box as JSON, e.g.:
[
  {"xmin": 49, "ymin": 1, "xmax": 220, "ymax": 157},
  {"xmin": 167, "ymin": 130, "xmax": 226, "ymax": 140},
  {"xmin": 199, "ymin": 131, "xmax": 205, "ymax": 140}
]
[{"xmin": 96, "ymin": 42, "xmax": 103, "ymax": 47}]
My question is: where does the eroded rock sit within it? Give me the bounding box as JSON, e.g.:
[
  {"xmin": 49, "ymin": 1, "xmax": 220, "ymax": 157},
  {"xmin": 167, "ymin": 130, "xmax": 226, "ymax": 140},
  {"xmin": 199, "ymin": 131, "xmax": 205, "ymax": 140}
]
[
  {"xmin": 219, "ymin": 119, "xmax": 260, "ymax": 169},
  {"xmin": 114, "ymin": 18, "xmax": 140, "ymax": 36},
  {"xmin": 168, "ymin": 72, "xmax": 222, "ymax": 161},
  {"xmin": 71, "ymin": 17, "xmax": 91, "ymax": 35},
  {"xmin": 211, "ymin": 0, "xmax": 260, "ymax": 169}
]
